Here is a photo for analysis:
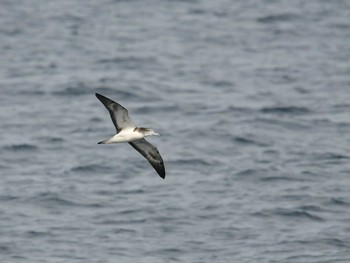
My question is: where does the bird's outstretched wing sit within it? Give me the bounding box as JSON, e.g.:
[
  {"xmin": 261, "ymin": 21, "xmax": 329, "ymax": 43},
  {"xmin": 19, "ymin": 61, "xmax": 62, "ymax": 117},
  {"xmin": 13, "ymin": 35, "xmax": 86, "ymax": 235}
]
[
  {"xmin": 95, "ymin": 93, "xmax": 134, "ymax": 132},
  {"xmin": 129, "ymin": 139, "xmax": 165, "ymax": 179}
]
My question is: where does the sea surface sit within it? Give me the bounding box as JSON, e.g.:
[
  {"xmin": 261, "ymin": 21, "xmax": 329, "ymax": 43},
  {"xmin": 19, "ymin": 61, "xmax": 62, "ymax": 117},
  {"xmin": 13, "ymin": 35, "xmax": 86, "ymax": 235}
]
[{"xmin": 1, "ymin": 0, "xmax": 350, "ymax": 262}]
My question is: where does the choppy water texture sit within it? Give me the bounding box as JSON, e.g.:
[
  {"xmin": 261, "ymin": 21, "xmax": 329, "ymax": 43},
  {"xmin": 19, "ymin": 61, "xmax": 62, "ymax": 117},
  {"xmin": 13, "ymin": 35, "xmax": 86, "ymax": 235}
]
[{"xmin": 1, "ymin": 0, "xmax": 350, "ymax": 262}]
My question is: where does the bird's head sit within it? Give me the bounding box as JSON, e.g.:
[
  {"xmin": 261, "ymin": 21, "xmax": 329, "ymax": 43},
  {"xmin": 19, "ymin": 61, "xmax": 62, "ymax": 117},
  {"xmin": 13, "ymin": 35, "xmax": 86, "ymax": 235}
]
[
  {"xmin": 145, "ymin": 129, "xmax": 159, "ymax": 137},
  {"xmin": 137, "ymin": 127, "xmax": 159, "ymax": 137}
]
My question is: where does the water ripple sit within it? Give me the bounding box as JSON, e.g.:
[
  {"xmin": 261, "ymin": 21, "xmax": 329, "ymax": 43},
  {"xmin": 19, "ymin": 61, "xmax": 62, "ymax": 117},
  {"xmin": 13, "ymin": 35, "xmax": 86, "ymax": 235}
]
[
  {"xmin": 70, "ymin": 164, "xmax": 113, "ymax": 173},
  {"xmin": 3, "ymin": 144, "xmax": 38, "ymax": 152},
  {"xmin": 52, "ymin": 83, "xmax": 91, "ymax": 96},
  {"xmin": 256, "ymin": 13, "xmax": 300, "ymax": 24},
  {"xmin": 260, "ymin": 106, "xmax": 311, "ymax": 115},
  {"xmin": 272, "ymin": 208, "xmax": 324, "ymax": 222}
]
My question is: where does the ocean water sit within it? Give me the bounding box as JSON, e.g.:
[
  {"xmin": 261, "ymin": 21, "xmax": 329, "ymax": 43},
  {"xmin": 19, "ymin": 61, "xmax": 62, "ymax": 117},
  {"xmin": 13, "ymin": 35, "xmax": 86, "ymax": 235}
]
[{"xmin": 1, "ymin": 0, "xmax": 350, "ymax": 262}]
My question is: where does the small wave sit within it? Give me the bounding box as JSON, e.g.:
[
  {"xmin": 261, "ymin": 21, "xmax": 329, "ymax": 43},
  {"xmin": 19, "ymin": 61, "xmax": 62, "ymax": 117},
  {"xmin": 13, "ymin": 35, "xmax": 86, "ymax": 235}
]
[
  {"xmin": 317, "ymin": 152, "xmax": 349, "ymax": 160},
  {"xmin": 36, "ymin": 136, "xmax": 64, "ymax": 143},
  {"xmin": 232, "ymin": 136, "xmax": 269, "ymax": 147},
  {"xmin": 4, "ymin": 144, "xmax": 38, "ymax": 151},
  {"xmin": 71, "ymin": 164, "xmax": 112, "ymax": 173},
  {"xmin": 253, "ymin": 117, "xmax": 311, "ymax": 131},
  {"xmin": 0, "ymin": 195, "xmax": 18, "ymax": 201},
  {"xmin": 260, "ymin": 106, "xmax": 311, "ymax": 115},
  {"xmin": 169, "ymin": 158, "xmax": 211, "ymax": 166},
  {"xmin": 260, "ymin": 176, "xmax": 303, "ymax": 182},
  {"xmin": 0, "ymin": 244, "xmax": 11, "ymax": 253},
  {"xmin": 188, "ymin": 8, "xmax": 205, "ymax": 15},
  {"xmin": 134, "ymin": 104, "xmax": 179, "ymax": 114},
  {"xmin": 21, "ymin": 90, "xmax": 46, "ymax": 96},
  {"xmin": 292, "ymin": 238, "xmax": 350, "ymax": 249},
  {"xmin": 119, "ymin": 188, "xmax": 145, "ymax": 195},
  {"xmin": 274, "ymin": 208, "xmax": 324, "ymax": 221},
  {"xmin": 332, "ymin": 103, "xmax": 350, "ymax": 110},
  {"xmin": 297, "ymin": 205, "xmax": 323, "ymax": 212},
  {"xmin": 322, "ymin": 238, "xmax": 349, "ymax": 248},
  {"xmin": 52, "ymin": 83, "xmax": 91, "ymax": 96},
  {"xmin": 118, "ymin": 209, "xmax": 143, "ymax": 215},
  {"xmin": 113, "ymin": 228, "xmax": 137, "ymax": 234},
  {"xmin": 167, "ymin": 0, "xmax": 197, "ymax": 3},
  {"xmin": 95, "ymin": 219, "xmax": 139, "ymax": 230},
  {"xmin": 235, "ymin": 169, "xmax": 257, "ymax": 176},
  {"xmin": 236, "ymin": 168, "xmax": 286, "ymax": 178},
  {"xmin": 0, "ymin": 28, "xmax": 22, "ymax": 36},
  {"xmin": 233, "ymin": 136, "xmax": 256, "ymax": 145},
  {"xmin": 227, "ymin": 106, "xmax": 255, "ymax": 113},
  {"xmin": 97, "ymin": 56, "xmax": 155, "ymax": 64},
  {"xmin": 254, "ymin": 208, "xmax": 324, "ymax": 222},
  {"xmin": 96, "ymin": 56, "xmax": 157, "ymax": 69},
  {"xmin": 257, "ymin": 13, "xmax": 299, "ymax": 24},
  {"xmin": 36, "ymin": 192, "xmax": 102, "ymax": 208},
  {"xmin": 157, "ymin": 247, "xmax": 184, "ymax": 254},
  {"xmin": 37, "ymin": 194, "xmax": 79, "ymax": 207},
  {"xmin": 106, "ymin": 219, "xmax": 147, "ymax": 225},
  {"xmin": 201, "ymin": 79, "xmax": 234, "ymax": 88},
  {"xmin": 330, "ymin": 22, "xmax": 350, "ymax": 30},
  {"xmin": 329, "ymin": 197, "xmax": 350, "ymax": 207},
  {"xmin": 0, "ymin": 164, "xmax": 11, "ymax": 170},
  {"xmin": 25, "ymin": 230, "xmax": 54, "ymax": 238},
  {"xmin": 48, "ymin": 137, "xmax": 64, "ymax": 143}
]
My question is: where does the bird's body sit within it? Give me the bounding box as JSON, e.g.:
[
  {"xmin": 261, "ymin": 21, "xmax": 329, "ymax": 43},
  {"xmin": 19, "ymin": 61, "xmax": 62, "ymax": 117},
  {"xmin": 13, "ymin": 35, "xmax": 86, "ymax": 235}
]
[
  {"xmin": 98, "ymin": 127, "xmax": 143, "ymax": 144},
  {"xmin": 95, "ymin": 93, "xmax": 165, "ymax": 179},
  {"xmin": 98, "ymin": 127, "xmax": 158, "ymax": 144}
]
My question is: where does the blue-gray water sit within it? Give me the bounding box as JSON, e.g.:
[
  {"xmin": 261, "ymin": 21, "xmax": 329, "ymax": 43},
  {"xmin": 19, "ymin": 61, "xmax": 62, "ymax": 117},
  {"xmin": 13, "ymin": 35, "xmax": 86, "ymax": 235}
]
[{"xmin": 1, "ymin": 0, "xmax": 350, "ymax": 262}]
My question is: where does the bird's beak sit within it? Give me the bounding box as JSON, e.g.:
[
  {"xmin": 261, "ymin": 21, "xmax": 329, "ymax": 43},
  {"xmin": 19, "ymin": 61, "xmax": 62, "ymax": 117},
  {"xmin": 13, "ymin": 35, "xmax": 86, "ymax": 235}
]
[{"xmin": 154, "ymin": 132, "xmax": 160, "ymax": 136}]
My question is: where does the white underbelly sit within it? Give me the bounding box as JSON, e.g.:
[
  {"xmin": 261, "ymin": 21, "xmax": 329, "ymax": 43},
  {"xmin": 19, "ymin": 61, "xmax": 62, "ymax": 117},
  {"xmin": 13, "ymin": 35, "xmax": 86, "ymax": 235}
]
[{"xmin": 111, "ymin": 129, "xmax": 144, "ymax": 143}]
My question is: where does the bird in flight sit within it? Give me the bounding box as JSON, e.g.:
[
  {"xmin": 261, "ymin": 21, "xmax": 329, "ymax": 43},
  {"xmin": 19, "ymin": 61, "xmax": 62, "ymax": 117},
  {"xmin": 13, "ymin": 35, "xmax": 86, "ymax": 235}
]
[{"xmin": 95, "ymin": 93, "xmax": 165, "ymax": 179}]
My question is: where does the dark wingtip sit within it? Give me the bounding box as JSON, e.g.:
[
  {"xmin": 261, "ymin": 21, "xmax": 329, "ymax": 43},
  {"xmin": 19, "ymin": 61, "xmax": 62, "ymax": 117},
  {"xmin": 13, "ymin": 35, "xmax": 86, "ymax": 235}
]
[
  {"xmin": 159, "ymin": 172, "xmax": 165, "ymax": 179},
  {"xmin": 96, "ymin": 93, "xmax": 107, "ymax": 101},
  {"xmin": 95, "ymin": 93, "xmax": 113, "ymax": 105}
]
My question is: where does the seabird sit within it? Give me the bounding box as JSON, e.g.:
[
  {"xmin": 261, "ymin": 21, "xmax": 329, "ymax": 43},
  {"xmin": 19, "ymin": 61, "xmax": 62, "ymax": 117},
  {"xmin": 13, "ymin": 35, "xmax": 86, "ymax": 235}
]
[{"xmin": 95, "ymin": 93, "xmax": 165, "ymax": 179}]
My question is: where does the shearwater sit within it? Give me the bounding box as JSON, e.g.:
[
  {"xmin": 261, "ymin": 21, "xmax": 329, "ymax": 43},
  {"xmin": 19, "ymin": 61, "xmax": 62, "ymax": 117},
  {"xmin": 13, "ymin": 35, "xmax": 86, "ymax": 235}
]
[{"xmin": 95, "ymin": 93, "xmax": 165, "ymax": 179}]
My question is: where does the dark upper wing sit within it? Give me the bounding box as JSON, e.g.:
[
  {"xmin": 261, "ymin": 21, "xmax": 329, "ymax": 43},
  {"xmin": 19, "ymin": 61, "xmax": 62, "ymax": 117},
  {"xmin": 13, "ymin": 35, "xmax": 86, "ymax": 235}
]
[
  {"xmin": 95, "ymin": 93, "xmax": 134, "ymax": 132},
  {"xmin": 129, "ymin": 139, "xmax": 165, "ymax": 179}
]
